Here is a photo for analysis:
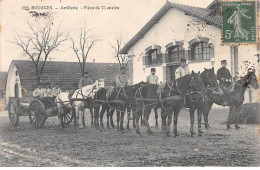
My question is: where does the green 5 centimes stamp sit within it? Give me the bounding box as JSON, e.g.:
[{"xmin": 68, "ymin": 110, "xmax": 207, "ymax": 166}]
[{"xmin": 221, "ymin": 0, "xmax": 257, "ymax": 44}]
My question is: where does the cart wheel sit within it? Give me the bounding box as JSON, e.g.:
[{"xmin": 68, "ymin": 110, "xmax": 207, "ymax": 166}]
[
  {"xmin": 62, "ymin": 107, "xmax": 74, "ymax": 125},
  {"xmin": 29, "ymin": 99, "xmax": 46, "ymax": 128},
  {"xmin": 8, "ymin": 100, "xmax": 19, "ymax": 126}
]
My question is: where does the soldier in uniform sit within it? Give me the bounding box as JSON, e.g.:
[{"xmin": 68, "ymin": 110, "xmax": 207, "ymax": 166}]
[
  {"xmin": 116, "ymin": 66, "xmax": 130, "ymax": 87},
  {"xmin": 52, "ymin": 82, "xmax": 62, "ymax": 97},
  {"xmin": 217, "ymin": 60, "xmax": 233, "ymax": 105},
  {"xmin": 146, "ymin": 68, "xmax": 158, "ymax": 85},
  {"xmin": 175, "ymin": 59, "xmax": 190, "ymax": 79},
  {"xmin": 78, "ymin": 71, "xmax": 93, "ymax": 89},
  {"xmin": 32, "ymin": 83, "xmax": 46, "ymax": 98}
]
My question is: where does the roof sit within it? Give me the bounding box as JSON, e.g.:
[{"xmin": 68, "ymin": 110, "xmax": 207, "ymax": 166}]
[
  {"xmin": 120, "ymin": 1, "xmax": 221, "ymax": 54},
  {"xmin": 11, "ymin": 60, "xmax": 120, "ymax": 91},
  {"xmin": 207, "ymin": 0, "xmax": 219, "ymax": 9}
]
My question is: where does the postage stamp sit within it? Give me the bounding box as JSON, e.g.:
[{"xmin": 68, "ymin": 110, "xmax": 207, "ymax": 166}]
[{"xmin": 221, "ymin": 0, "xmax": 257, "ymax": 44}]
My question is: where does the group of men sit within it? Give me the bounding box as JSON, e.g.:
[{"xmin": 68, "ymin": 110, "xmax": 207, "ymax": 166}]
[
  {"xmin": 32, "ymin": 59, "xmax": 232, "ymax": 99},
  {"xmin": 32, "ymin": 82, "xmax": 62, "ymax": 98}
]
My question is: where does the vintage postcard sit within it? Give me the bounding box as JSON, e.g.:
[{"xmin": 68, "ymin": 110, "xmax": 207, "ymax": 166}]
[{"xmin": 0, "ymin": 0, "xmax": 259, "ymax": 167}]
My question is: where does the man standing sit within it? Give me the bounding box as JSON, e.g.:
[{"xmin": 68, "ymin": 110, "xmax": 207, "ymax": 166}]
[
  {"xmin": 78, "ymin": 71, "xmax": 93, "ymax": 88},
  {"xmin": 147, "ymin": 68, "xmax": 158, "ymax": 85},
  {"xmin": 175, "ymin": 59, "xmax": 190, "ymax": 79},
  {"xmin": 116, "ymin": 67, "xmax": 130, "ymax": 87}
]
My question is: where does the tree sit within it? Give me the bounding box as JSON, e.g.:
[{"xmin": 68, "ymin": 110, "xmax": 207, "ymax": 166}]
[
  {"xmin": 12, "ymin": 21, "xmax": 68, "ymax": 83},
  {"xmin": 109, "ymin": 34, "xmax": 128, "ymax": 67},
  {"xmin": 71, "ymin": 26, "xmax": 98, "ymax": 75}
]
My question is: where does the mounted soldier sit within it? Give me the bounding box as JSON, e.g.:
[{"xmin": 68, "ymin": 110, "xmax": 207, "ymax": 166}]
[
  {"xmin": 116, "ymin": 66, "xmax": 130, "ymax": 87},
  {"xmin": 175, "ymin": 58, "xmax": 190, "ymax": 79},
  {"xmin": 78, "ymin": 71, "xmax": 93, "ymax": 88},
  {"xmin": 147, "ymin": 68, "xmax": 158, "ymax": 85}
]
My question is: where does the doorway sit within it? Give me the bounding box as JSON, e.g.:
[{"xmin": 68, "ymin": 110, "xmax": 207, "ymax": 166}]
[
  {"xmin": 168, "ymin": 65, "xmax": 180, "ymax": 81},
  {"xmin": 14, "ymin": 83, "xmax": 19, "ymax": 98}
]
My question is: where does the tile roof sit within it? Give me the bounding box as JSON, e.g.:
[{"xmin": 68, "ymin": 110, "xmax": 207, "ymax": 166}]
[
  {"xmin": 120, "ymin": 1, "xmax": 221, "ymax": 54},
  {"xmin": 12, "ymin": 60, "xmax": 120, "ymax": 91}
]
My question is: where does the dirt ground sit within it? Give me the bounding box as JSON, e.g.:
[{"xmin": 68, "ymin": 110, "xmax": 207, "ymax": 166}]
[{"xmin": 0, "ymin": 107, "xmax": 259, "ymax": 167}]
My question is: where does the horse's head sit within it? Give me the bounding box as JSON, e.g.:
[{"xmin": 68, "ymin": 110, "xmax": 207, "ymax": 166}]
[
  {"xmin": 189, "ymin": 71, "xmax": 207, "ymax": 95},
  {"xmin": 93, "ymin": 79, "xmax": 105, "ymax": 90},
  {"xmin": 201, "ymin": 67, "xmax": 220, "ymax": 92},
  {"xmin": 244, "ymin": 69, "xmax": 259, "ymax": 89}
]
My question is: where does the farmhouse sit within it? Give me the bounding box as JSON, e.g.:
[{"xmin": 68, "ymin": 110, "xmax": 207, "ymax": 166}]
[
  {"xmin": 4, "ymin": 60, "xmax": 120, "ymax": 105},
  {"xmin": 120, "ymin": 0, "xmax": 258, "ymax": 103}
]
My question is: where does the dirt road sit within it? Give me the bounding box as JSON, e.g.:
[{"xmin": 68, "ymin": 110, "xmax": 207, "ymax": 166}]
[{"xmin": 0, "ymin": 108, "xmax": 259, "ymax": 166}]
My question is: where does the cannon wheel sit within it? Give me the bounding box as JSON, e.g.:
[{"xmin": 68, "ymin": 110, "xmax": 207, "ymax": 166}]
[
  {"xmin": 8, "ymin": 99, "xmax": 19, "ymax": 126},
  {"xmin": 62, "ymin": 107, "xmax": 74, "ymax": 125},
  {"xmin": 29, "ymin": 99, "xmax": 46, "ymax": 128}
]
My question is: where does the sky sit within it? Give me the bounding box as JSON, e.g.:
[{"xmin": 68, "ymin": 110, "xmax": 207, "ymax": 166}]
[{"xmin": 0, "ymin": 0, "xmax": 213, "ymax": 72}]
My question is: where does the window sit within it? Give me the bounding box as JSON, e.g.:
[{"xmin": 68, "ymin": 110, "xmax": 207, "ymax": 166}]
[
  {"xmin": 168, "ymin": 45, "xmax": 184, "ymax": 62},
  {"xmin": 189, "ymin": 42, "xmax": 214, "ymax": 61},
  {"xmin": 145, "ymin": 49, "xmax": 162, "ymax": 65}
]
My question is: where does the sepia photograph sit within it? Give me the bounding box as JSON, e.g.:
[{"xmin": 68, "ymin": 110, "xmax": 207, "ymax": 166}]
[{"xmin": 0, "ymin": 0, "xmax": 259, "ymax": 167}]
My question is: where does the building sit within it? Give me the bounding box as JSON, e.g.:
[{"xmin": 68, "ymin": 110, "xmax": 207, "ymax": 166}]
[
  {"xmin": 0, "ymin": 72, "xmax": 8, "ymax": 109},
  {"xmin": 120, "ymin": 0, "xmax": 258, "ymax": 103},
  {"xmin": 4, "ymin": 60, "xmax": 120, "ymax": 105}
]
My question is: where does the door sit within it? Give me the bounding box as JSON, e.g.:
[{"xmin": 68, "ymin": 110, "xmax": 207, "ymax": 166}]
[
  {"xmin": 14, "ymin": 83, "xmax": 19, "ymax": 98},
  {"xmin": 168, "ymin": 65, "xmax": 180, "ymax": 81}
]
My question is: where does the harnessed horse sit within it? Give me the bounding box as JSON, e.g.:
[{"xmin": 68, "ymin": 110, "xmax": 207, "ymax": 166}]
[{"xmin": 55, "ymin": 79, "xmax": 105, "ymax": 130}]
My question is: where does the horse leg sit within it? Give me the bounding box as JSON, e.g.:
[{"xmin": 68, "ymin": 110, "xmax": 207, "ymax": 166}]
[
  {"xmin": 135, "ymin": 108, "xmax": 142, "ymax": 134},
  {"xmin": 74, "ymin": 107, "xmax": 79, "ymax": 131},
  {"xmin": 197, "ymin": 109, "xmax": 203, "ymax": 136},
  {"xmin": 141, "ymin": 108, "xmax": 145, "ymax": 126},
  {"xmin": 81, "ymin": 109, "xmax": 86, "ymax": 128},
  {"xmin": 126, "ymin": 108, "xmax": 130, "ymax": 130},
  {"xmin": 154, "ymin": 107, "xmax": 158, "ymax": 127},
  {"xmin": 132, "ymin": 108, "xmax": 136, "ymax": 129},
  {"xmin": 90, "ymin": 108, "xmax": 94, "ymax": 127},
  {"xmin": 106, "ymin": 107, "xmax": 110, "ymax": 128},
  {"xmin": 99, "ymin": 106, "xmax": 106, "ymax": 129},
  {"xmin": 235, "ymin": 106, "xmax": 241, "ymax": 130},
  {"xmin": 110, "ymin": 109, "xmax": 115, "ymax": 128},
  {"xmin": 116, "ymin": 110, "xmax": 120, "ymax": 131},
  {"xmin": 94, "ymin": 106, "xmax": 100, "ymax": 130},
  {"xmin": 165, "ymin": 109, "xmax": 173, "ymax": 137},
  {"xmin": 145, "ymin": 107, "xmax": 152, "ymax": 134},
  {"xmin": 227, "ymin": 107, "xmax": 233, "ymax": 130},
  {"xmin": 204, "ymin": 102, "xmax": 213, "ymax": 129},
  {"xmin": 120, "ymin": 110, "xmax": 126, "ymax": 132},
  {"xmin": 173, "ymin": 108, "xmax": 180, "ymax": 137},
  {"xmin": 190, "ymin": 109, "xmax": 196, "ymax": 137},
  {"xmin": 161, "ymin": 109, "xmax": 167, "ymax": 131},
  {"xmin": 57, "ymin": 105, "xmax": 64, "ymax": 128}
]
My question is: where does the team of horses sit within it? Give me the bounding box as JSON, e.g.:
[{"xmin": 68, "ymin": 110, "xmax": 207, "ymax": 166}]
[{"xmin": 55, "ymin": 68, "xmax": 259, "ymax": 137}]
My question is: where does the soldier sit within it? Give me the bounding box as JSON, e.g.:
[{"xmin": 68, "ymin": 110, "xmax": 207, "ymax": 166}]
[
  {"xmin": 116, "ymin": 66, "xmax": 130, "ymax": 87},
  {"xmin": 44, "ymin": 83, "xmax": 53, "ymax": 97},
  {"xmin": 175, "ymin": 58, "xmax": 190, "ymax": 79},
  {"xmin": 146, "ymin": 68, "xmax": 158, "ymax": 85},
  {"xmin": 217, "ymin": 60, "xmax": 233, "ymax": 105},
  {"xmin": 52, "ymin": 82, "xmax": 62, "ymax": 97},
  {"xmin": 32, "ymin": 83, "xmax": 46, "ymax": 98},
  {"xmin": 78, "ymin": 71, "xmax": 93, "ymax": 89}
]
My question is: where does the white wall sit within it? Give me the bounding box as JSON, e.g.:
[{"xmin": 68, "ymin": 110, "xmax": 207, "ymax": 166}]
[
  {"xmin": 5, "ymin": 62, "xmax": 22, "ymax": 103},
  {"xmin": 127, "ymin": 8, "xmax": 239, "ymax": 84}
]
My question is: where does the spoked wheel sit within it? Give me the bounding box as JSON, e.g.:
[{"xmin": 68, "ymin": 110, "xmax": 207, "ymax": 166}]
[
  {"xmin": 8, "ymin": 100, "xmax": 19, "ymax": 126},
  {"xmin": 62, "ymin": 107, "xmax": 74, "ymax": 125},
  {"xmin": 29, "ymin": 99, "xmax": 46, "ymax": 128}
]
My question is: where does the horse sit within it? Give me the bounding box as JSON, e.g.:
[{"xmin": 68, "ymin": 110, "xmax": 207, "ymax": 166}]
[
  {"xmin": 55, "ymin": 79, "xmax": 105, "ymax": 129},
  {"xmin": 135, "ymin": 71, "xmax": 207, "ymax": 136},
  {"xmin": 91, "ymin": 87, "xmax": 116, "ymax": 129},
  {"xmin": 107, "ymin": 82, "xmax": 145, "ymax": 132},
  {"xmin": 203, "ymin": 69, "xmax": 259, "ymax": 130}
]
